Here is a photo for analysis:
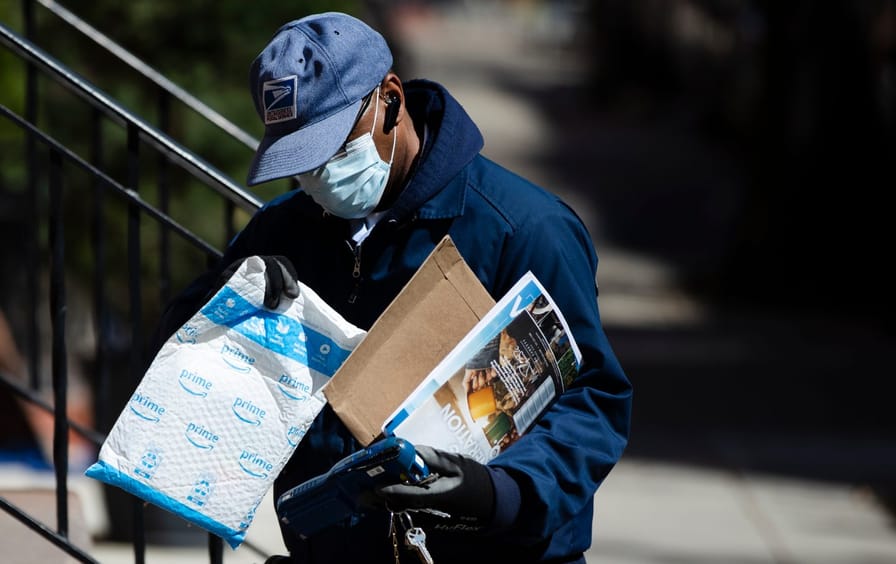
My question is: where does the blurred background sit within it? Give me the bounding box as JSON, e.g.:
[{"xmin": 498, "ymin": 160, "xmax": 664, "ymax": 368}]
[{"xmin": 1, "ymin": 0, "xmax": 895, "ymax": 562}]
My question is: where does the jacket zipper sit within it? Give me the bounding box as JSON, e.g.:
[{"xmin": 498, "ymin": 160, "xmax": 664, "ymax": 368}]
[
  {"xmin": 347, "ymin": 241, "xmax": 362, "ymax": 304},
  {"xmin": 343, "ymin": 213, "xmax": 416, "ymax": 305}
]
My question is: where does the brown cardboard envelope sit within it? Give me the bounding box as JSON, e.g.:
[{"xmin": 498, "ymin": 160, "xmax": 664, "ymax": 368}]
[{"xmin": 323, "ymin": 235, "xmax": 495, "ymax": 445}]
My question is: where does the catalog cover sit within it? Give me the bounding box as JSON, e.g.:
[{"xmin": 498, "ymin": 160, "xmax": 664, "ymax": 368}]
[{"xmin": 383, "ymin": 272, "xmax": 581, "ymax": 463}]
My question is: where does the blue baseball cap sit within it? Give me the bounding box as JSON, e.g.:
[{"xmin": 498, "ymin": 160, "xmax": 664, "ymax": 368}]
[{"xmin": 246, "ymin": 12, "xmax": 393, "ymax": 186}]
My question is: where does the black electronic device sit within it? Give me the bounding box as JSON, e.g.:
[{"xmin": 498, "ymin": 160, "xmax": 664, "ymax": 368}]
[
  {"xmin": 276, "ymin": 436, "xmax": 431, "ymax": 538},
  {"xmin": 383, "ymin": 94, "xmax": 400, "ymax": 132}
]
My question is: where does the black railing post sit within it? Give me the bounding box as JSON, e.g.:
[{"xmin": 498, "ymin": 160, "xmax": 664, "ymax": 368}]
[
  {"xmin": 90, "ymin": 108, "xmax": 111, "ymax": 432},
  {"xmin": 208, "ymin": 533, "xmax": 224, "ymax": 564},
  {"xmin": 48, "ymin": 147, "xmax": 69, "ymax": 537},
  {"xmin": 126, "ymin": 121, "xmax": 147, "ymax": 564},
  {"xmin": 23, "ymin": 0, "xmax": 41, "ymax": 391},
  {"xmin": 126, "ymin": 122, "xmax": 143, "ymax": 384},
  {"xmin": 158, "ymin": 89, "xmax": 172, "ymax": 307}
]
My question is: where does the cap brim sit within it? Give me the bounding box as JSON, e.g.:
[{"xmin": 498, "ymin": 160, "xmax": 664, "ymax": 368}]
[{"xmin": 246, "ymin": 98, "xmax": 363, "ymax": 186}]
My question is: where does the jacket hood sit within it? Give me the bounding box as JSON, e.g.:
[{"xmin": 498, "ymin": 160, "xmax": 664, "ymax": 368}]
[{"xmin": 386, "ymin": 79, "xmax": 484, "ymax": 222}]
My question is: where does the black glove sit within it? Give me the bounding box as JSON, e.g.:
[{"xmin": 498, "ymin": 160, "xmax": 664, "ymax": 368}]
[
  {"xmin": 376, "ymin": 446, "xmax": 495, "ymax": 527},
  {"xmin": 216, "ymin": 255, "xmax": 300, "ymax": 309}
]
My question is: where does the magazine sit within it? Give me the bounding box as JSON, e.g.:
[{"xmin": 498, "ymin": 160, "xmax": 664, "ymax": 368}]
[{"xmin": 382, "ymin": 271, "xmax": 581, "ymax": 463}]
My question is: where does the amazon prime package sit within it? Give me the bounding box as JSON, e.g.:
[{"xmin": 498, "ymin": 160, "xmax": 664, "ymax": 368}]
[{"xmin": 85, "ymin": 256, "xmax": 366, "ymax": 548}]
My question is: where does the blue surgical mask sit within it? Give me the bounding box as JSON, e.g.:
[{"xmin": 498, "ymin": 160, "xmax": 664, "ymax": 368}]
[{"xmin": 298, "ymin": 87, "xmax": 396, "ymax": 219}]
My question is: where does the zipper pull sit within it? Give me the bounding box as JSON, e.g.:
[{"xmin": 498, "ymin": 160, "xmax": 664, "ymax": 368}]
[
  {"xmin": 352, "ymin": 249, "xmax": 361, "ymax": 279},
  {"xmin": 347, "ymin": 241, "xmax": 362, "ymax": 304}
]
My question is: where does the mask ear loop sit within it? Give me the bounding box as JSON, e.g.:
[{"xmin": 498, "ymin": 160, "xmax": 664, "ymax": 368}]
[
  {"xmin": 385, "ymin": 116, "xmax": 397, "ymax": 166},
  {"xmin": 369, "ymin": 86, "xmax": 381, "ymax": 137}
]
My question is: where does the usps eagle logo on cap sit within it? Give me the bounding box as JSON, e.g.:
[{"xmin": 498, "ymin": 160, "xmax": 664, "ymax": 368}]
[{"xmin": 263, "ymin": 75, "xmax": 297, "ymax": 124}]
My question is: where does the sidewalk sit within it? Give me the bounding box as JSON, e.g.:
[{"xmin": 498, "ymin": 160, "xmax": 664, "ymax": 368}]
[
  {"xmin": 588, "ymin": 458, "xmax": 896, "ymax": 564},
  {"xmin": 7, "ymin": 450, "xmax": 896, "ymax": 564}
]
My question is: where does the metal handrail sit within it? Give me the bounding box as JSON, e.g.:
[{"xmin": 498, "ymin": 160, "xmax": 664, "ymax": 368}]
[
  {"xmin": 33, "ymin": 0, "xmax": 261, "ymax": 151},
  {"xmin": 0, "ymin": 103, "xmax": 225, "ymax": 260},
  {"xmin": 0, "ymin": 22, "xmax": 264, "ymax": 213},
  {"xmin": 1, "ymin": 5, "xmax": 273, "ymax": 561},
  {"xmin": 0, "ymin": 496, "xmax": 100, "ymax": 564},
  {"xmin": 0, "ymin": 369, "xmax": 106, "ymax": 447},
  {"xmin": 0, "ymin": 99, "xmax": 275, "ymax": 564}
]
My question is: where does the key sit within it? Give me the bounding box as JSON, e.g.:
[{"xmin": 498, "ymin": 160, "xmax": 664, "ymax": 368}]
[{"xmin": 404, "ymin": 526, "xmax": 434, "ymax": 564}]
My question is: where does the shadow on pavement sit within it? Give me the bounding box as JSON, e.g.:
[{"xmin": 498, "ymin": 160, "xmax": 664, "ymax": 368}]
[{"xmin": 477, "ymin": 0, "xmax": 896, "ymax": 514}]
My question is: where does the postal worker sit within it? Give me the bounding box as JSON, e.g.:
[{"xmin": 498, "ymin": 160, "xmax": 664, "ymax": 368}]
[{"xmin": 154, "ymin": 11, "xmax": 632, "ymax": 564}]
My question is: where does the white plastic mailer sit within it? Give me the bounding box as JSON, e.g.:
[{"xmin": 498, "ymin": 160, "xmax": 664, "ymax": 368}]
[{"xmin": 85, "ymin": 256, "xmax": 366, "ymax": 548}]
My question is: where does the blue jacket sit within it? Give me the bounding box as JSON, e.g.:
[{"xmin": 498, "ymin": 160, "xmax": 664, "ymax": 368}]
[{"xmin": 155, "ymin": 80, "xmax": 632, "ymax": 563}]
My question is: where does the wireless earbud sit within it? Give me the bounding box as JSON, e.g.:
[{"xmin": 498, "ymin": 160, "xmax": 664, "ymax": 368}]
[{"xmin": 383, "ymin": 94, "xmax": 400, "ymax": 133}]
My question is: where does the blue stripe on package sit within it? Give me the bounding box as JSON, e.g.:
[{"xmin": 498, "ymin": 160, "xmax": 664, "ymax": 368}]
[{"xmin": 85, "ymin": 256, "xmax": 367, "ymax": 549}]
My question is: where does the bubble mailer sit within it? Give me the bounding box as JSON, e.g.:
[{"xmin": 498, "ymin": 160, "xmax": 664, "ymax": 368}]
[{"xmin": 85, "ymin": 256, "xmax": 367, "ymax": 548}]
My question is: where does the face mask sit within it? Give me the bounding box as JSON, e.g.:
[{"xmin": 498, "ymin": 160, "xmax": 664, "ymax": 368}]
[{"xmin": 298, "ymin": 87, "xmax": 397, "ymax": 219}]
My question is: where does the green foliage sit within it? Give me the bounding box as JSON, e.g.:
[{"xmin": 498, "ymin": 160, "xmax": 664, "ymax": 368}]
[{"xmin": 0, "ymin": 0, "xmax": 364, "ymax": 336}]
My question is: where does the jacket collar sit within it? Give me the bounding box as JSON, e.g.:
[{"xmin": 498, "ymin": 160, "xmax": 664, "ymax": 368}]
[
  {"xmin": 417, "ymin": 167, "xmax": 468, "ymax": 220},
  {"xmin": 385, "ymin": 80, "xmax": 483, "ymax": 223}
]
